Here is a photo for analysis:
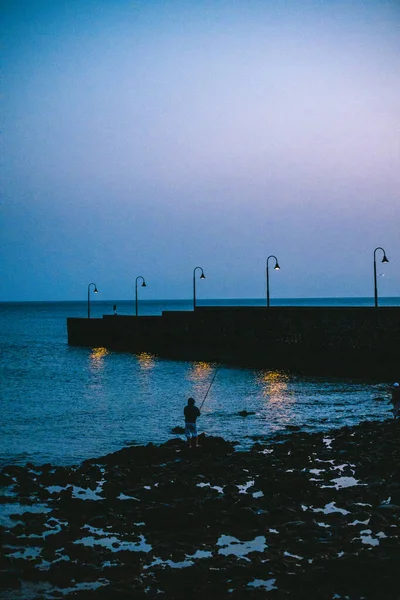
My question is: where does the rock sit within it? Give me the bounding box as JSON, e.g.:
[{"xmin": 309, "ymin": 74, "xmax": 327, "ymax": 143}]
[
  {"xmin": 2, "ymin": 423, "xmax": 400, "ymax": 599},
  {"xmin": 223, "ymin": 483, "xmax": 238, "ymax": 496},
  {"xmin": 171, "ymin": 426, "xmax": 185, "ymax": 434}
]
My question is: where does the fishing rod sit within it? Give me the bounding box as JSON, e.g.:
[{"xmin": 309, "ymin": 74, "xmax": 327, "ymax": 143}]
[
  {"xmin": 171, "ymin": 368, "xmax": 219, "ymax": 434},
  {"xmin": 199, "ymin": 369, "xmax": 218, "ymax": 410}
]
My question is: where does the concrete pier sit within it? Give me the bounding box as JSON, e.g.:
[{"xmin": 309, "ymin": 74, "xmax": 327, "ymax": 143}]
[{"xmin": 67, "ymin": 306, "xmax": 400, "ymax": 378}]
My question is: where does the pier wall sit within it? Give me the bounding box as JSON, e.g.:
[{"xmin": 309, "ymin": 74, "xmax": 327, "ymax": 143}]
[{"xmin": 67, "ymin": 307, "xmax": 400, "ymax": 378}]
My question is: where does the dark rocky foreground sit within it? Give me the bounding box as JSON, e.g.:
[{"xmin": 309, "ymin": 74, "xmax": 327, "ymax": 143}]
[{"xmin": 1, "ymin": 419, "xmax": 400, "ymax": 600}]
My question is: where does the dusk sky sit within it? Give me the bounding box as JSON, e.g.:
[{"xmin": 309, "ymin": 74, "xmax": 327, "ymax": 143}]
[{"xmin": 1, "ymin": 0, "xmax": 399, "ymax": 302}]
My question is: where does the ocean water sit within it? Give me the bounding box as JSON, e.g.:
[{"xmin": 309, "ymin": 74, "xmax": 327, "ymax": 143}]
[{"xmin": 1, "ymin": 298, "xmax": 399, "ymax": 468}]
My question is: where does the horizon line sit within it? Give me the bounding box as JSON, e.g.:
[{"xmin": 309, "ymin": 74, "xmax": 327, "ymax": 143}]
[{"xmin": 1, "ymin": 296, "xmax": 399, "ymax": 304}]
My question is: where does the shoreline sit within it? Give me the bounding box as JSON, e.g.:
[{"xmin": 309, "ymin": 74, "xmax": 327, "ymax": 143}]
[{"xmin": 1, "ymin": 418, "xmax": 400, "ymax": 599}]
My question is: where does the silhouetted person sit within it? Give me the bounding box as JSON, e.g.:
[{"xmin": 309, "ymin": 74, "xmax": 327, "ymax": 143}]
[{"xmin": 184, "ymin": 397, "xmax": 201, "ymax": 448}]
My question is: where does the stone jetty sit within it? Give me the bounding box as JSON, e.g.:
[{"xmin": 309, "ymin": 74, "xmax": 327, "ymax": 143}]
[
  {"xmin": 1, "ymin": 418, "xmax": 400, "ymax": 599},
  {"xmin": 67, "ymin": 306, "xmax": 400, "ymax": 378}
]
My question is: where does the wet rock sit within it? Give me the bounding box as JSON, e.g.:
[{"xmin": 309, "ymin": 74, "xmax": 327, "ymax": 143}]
[
  {"xmin": 171, "ymin": 426, "xmax": 185, "ymax": 434},
  {"xmin": 377, "ymin": 503, "xmax": 400, "ymax": 513},
  {"xmin": 222, "ymin": 483, "xmax": 238, "ymax": 496},
  {"xmin": 2, "ymin": 426, "xmax": 400, "ymax": 598}
]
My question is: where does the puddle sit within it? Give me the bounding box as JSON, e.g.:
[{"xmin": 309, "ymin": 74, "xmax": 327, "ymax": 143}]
[
  {"xmin": 252, "ymin": 490, "xmax": 264, "ymax": 498},
  {"xmin": 350, "ymin": 518, "xmax": 370, "ymax": 526},
  {"xmin": 118, "ymin": 493, "xmax": 140, "ymax": 501},
  {"xmin": 322, "ymin": 477, "xmax": 362, "ymax": 489},
  {"xmin": 43, "ymin": 579, "xmax": 109, "ymax": 597},
  {"xmin": 217, "ymin": 535, "xmax": 267, "ymax": 558},
  {"xmin": 47, "ymin": 485, "xmax": 104, "ymax": 501},
  {"xmin": 237, "ymin": 480, "xmax": 255, "ymax": 493},
  {"xmin": 74, "ymin": 526, "xmax": 152, "ymax": 553},
  {"xmin": 358, "ymin": 529, "xmax": 387, "ymax": 546},
  {"xmin": 4, "ymin": 546, "xmax": 43, "ymax": 560},
  {"xmin": 145, "ymin": 557, "xmax": 193, "ymax": 569},
  {"xmin": 312, "ymin": 502, "xmax": 350, "ymax": 515},
  {"xmin": 144, "ymin": 548, "xmax": 213, "ymax": 570},
  {"xmin": 196, "ymin": 482, "xmax": 224, "ymax": 493},
  {"xmin": 38, "ymin": 554, "xmax": 70, "ymax": 571},
  {"xmin": 284, "ymin": 551, "xmax": 303, "ymax": 560},
  {"xmin": 0, "ymin": 503, "xmax": 52, "ymax": 528},
  {"xmin": 248, "ymin": 578, "xmax": 277, "ymax": 591},
  {"xmin": 333, "ymin": 463, "xmax": 355, "ymax": 472}
]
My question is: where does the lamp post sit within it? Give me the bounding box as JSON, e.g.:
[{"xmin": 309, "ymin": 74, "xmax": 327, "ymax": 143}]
[
  {"xmin": 373, "ymin": 247, "xmax": 389, "ymax": 308},
  {"xmin": 87, "ymin": 282, "xmax": 98, "ymax": 319},
  {"xmin": 266, "ymin": 255, "xmax": 280, "ymax": 307},
  {"xmin": 135, "ymin": 276, "xmax": 147, "ymax": 316},
  {"xmin": 193, "ymin": 266, "xmax": 205, "ymax": 310}
]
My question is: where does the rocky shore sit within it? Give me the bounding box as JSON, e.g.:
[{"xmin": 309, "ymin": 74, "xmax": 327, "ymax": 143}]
[{"xmin": 1, "ymin": 418, "xmax": 400, "ymax": 599}]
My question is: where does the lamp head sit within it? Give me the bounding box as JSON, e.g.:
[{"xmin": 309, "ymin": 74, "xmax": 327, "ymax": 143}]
[
  {"xmin": 142, "ymin": 281, "xmax": 147, "ymax": 287},
  {"xmin": 200, "ymin": 272, "xmax": 205, "ymax": 279},
  {"xmin": 382, "ymin": 254, "xmax": 389, "ymax": 264},
  {"xmin": 274, "ymin": 262, "xmax": 280, "ymax": 271},
  {"xmin": 94, "ymin": 287, "xmax": 98, "ymax": 294}
]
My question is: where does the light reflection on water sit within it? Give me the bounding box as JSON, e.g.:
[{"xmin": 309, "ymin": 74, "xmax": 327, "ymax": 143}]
[
  {"xmin": 0, "ymin": 300, "xmax": 395, "ymax": 467},
  {"xmin": 188, "ymin": 361, "xmax": 215, "ymax": 381},
  {"xmin": 137, "ymin": 352, "xmax": 156, "ymax": 371},
  {"xmin": 256, "ymin": 370, "xmax": 290, "ymax": 402},
  {"xmin": 187, "ymin": 361, "xmax": 217, "ymax": 400},
  {"xmin": 1, "ymin": 348, "xmax": 392, "ymax": 467},
  {"xmin": 90, "ymin": 347, "xmax": 109, "ymax": 366}
]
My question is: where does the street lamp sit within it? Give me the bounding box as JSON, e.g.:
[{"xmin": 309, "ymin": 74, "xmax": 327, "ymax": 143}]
[
  {"xmin": 87, "ymin": 282, "xmax": 98, "ymax": 319},
  {"xmin": 373, "ymin": 247, "xmax": 389, "ymax": 308},
  {"xmin": 266, "ymin": 255, "xmax": 280, "ymax": 307},
  {"xmin": 135, "ymin": 276, "xmax": 147, "ymax": 316},
  {"xmin": 193, "ymin": 266, "xmax": 205, "ymax": 310}
]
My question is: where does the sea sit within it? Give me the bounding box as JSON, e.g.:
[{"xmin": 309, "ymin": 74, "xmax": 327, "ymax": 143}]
[{"xmin": 1, "ymin": 297, "xmax": 399, "ymax": 469}]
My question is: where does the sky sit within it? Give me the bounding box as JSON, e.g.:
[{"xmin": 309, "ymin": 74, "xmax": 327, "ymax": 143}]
[{"xmin": 1, "ymin": 0, "xmax": 399, "ymax": 301}]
